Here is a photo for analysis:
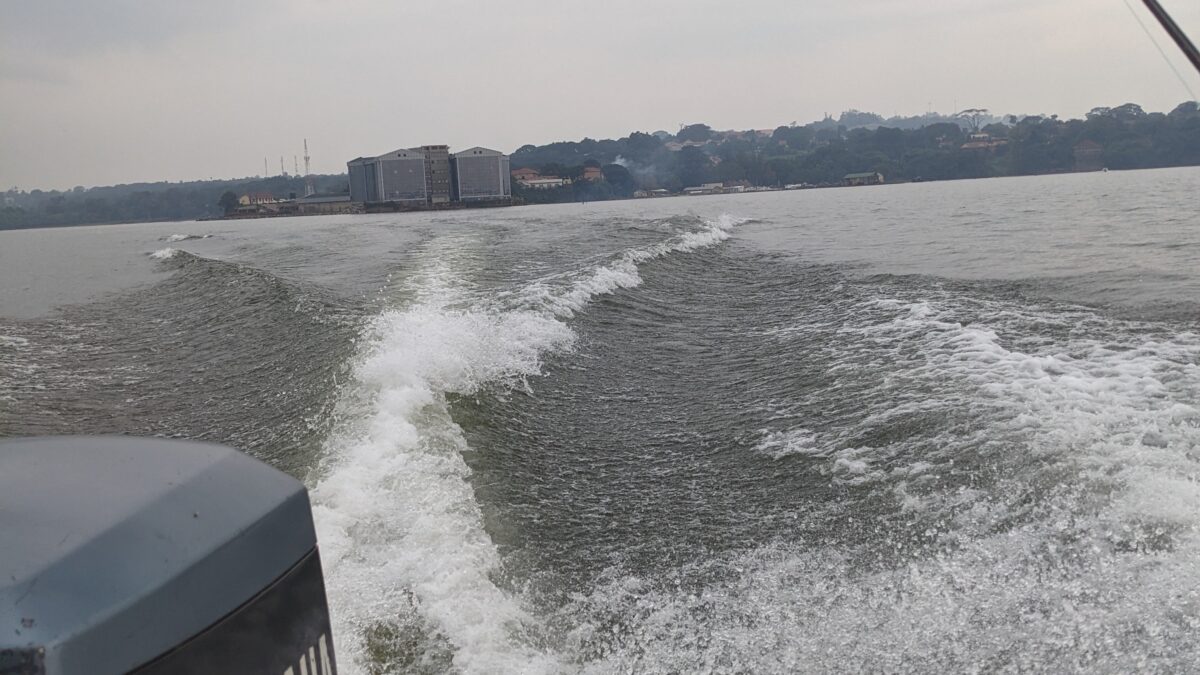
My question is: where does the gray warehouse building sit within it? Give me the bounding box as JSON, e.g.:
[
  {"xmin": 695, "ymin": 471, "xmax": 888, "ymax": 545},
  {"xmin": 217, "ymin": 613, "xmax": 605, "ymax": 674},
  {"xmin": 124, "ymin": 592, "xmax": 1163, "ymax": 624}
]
[
  {"xmin": 349, "ymin": 145, "xmax": 511, "ymax": 205},
  {"xmin": 451, "ymin": 147, "xmax": 511, "ymax": 201},
  {"xmin": 348, "ymin": 148, "xmax": 427, "ymax": 204}
]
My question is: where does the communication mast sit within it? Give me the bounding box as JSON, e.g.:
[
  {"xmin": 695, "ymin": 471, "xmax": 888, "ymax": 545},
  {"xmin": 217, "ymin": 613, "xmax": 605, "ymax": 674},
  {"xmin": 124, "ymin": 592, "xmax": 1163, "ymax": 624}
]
[
  {"xmin": 303, "ymin": 139, "xmax": 315, "ymax": 197},
  {"xmin": 263, "ymin": 158, "xmax": 268, "ymax": 177},
  {"xmin": 294, "ymin": 156, "xmax": 299, "ymax": 176},
  {"xmin": 280, "ymin": 156, "xmax": 286, "ymax": 177}
]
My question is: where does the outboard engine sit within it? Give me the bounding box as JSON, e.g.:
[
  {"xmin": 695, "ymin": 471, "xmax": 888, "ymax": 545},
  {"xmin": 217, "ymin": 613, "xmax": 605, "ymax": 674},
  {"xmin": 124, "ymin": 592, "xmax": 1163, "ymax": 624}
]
[{"xmin": 0, "ymin": 436, "xmax": 337, "ymax": 675}]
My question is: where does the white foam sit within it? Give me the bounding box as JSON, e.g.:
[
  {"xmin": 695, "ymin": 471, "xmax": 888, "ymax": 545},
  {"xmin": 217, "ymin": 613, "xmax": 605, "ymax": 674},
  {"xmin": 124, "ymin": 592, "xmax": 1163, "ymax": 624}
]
[
  {"xmin": 864, "ymin": 300, "xmax": 1200, "ymax": 527},
  {"xmin": 693, "ymin": 295, "xmax": 1200, "ymax": 669},
  {"xmin": 311, "ymin": 292, "xmax": 570, "ymax": 674},
  {"xmin": 0, "ymin": 335, "xmax": 30, "ymax": 348},
  {"xmin": 783, "ymin": 297, "xmax": 1200, "ymax": 520},
  {"xmin": 149, "ymin": 247, "xmax": 178, "ymax": 259},
  {"xmin": 311, "ymin": 215, "xmax": 746, "ymax": 673},
  {"xmin": 163, "ymin": 233, "xmax": 211, "ymax": 242},
  {"xmin": 753, "ymin": 427, "xmax": 822, "ymax": 460},
  {"xmin": 532, "ymin": 214, "xmax": 746, "ymax": 318},
  {"xmin": 564, "ymin": 526, "xmax": 1200, "ymax": 672}
]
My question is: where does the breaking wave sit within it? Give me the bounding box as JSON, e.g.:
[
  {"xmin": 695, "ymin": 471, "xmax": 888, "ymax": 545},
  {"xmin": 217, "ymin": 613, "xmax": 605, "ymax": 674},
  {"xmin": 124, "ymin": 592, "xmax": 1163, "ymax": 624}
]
[
  {"xmin": 309, "ymin": 215, "xmax": 745, "ymax": 673},
  {"xmin": 686, "ymin": 294, "xmax": 1200, "ymax": 672}
]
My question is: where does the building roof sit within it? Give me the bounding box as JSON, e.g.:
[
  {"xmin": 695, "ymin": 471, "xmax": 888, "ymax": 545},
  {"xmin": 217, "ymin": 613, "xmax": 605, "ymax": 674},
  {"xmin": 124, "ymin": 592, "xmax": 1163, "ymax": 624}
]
[
  {"xmin": 453, "ymin": 146, "xmax": 505, "ymax": 157},
  {"xmin": 379, "ymin": 148, "xmax": 426, "ymax": 160}
]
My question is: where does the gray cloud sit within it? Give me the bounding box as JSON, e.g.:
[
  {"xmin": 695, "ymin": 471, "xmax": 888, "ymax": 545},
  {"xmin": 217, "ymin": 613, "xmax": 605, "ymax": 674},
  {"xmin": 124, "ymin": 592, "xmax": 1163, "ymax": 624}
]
[
  {"xmin": 0, "ymin": 1, "xmax": 270, "ymax": 55},
  {"xmin": 1, "ymin": 0, "xmax": 1198, "ymax": 189}
]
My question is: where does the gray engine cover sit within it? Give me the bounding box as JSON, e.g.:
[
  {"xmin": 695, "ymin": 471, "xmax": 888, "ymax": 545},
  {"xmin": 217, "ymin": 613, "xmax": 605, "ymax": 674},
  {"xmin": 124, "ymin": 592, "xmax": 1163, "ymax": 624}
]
[{"xmin": 0, "ymin": 436, "xmax": 330, "ymax": 675}]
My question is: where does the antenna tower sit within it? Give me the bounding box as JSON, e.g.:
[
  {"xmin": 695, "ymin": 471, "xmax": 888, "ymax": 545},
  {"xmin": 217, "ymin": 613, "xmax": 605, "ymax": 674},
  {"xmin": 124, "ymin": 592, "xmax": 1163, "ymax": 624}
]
[
  {"xmin": 264, "ymin": 158, "xmax": 268, "ymax": 177},
  {"xmin": 303, "ymin": 139, "xmax": 315, "ymax": 197},
  {"xmin": 280, "ymin": 156, "xmax": 286, "ymax": 177}
]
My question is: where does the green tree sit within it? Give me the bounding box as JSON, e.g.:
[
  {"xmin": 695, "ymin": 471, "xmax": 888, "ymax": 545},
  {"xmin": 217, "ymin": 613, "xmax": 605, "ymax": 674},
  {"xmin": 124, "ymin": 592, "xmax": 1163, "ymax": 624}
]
[
  {"xmin": 625, "ymin": 132, "xmax": 663, "ymax": 162},
  {"xmin": 218, "ymin": 190, "xmax": 240, "ymax": 214},
  {"xmin": 772, "ymin": 125, "xmax": 814, "ymax": 150},
  {"xmin": 674, "ymin": 146, "xmax": 713, "ymax": 186},
  {"xmin": 1111, "ymin": 103, "xmax": 1146, "ymax": 122},
  {"xmin": 601, "ymin": 164, "xmax": 638, "ymax": 196},
  {"xmin": 537, "ymin": 163, "xmax": 564, "ymax": 177},
  {"xmin": 676, "ymin": 123, "xmax": 713, "ymax": 143},
  {"xmin": 956, "ymin": 108, "xmax": 990, "ymax": 132},
  {"xmin": 838, "ymin": 110, "xmax": 884, "ymax": 128}
]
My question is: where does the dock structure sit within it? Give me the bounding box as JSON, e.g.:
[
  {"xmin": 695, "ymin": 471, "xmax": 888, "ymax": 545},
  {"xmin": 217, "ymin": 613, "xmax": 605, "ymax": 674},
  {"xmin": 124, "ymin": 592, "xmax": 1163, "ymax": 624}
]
[{"xmin": 843, "ymin": 171, "xmax": 885, "ymax": 186}]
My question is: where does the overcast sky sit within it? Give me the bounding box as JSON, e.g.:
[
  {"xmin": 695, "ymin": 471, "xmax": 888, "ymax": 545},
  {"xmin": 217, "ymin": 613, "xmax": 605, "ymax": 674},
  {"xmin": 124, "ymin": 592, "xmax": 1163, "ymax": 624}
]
[{"xmin": 2, "ymin": 0, "xmax": 1199, "ymax": 190}]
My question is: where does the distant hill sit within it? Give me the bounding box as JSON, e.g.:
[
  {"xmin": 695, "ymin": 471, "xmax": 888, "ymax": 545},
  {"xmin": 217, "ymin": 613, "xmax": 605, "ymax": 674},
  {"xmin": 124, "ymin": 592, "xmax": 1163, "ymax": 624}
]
[
  {"xmin": 6, "ymin": 102, "xmax": 1199, "ymax": 228},
  {"xmin": 509, "ymin": 102, "xmax": 1200, "ymax": 204},
  {"xmin": 1, "ymin": 174, "xmax": 349, "ymax": 231}
]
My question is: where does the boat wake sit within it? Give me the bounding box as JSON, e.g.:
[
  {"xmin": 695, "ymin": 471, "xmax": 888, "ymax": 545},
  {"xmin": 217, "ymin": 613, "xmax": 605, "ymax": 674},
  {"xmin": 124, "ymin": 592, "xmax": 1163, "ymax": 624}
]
[{"xmin": 309, "ymin": 215, "xmax": 745, "ymax": 673}]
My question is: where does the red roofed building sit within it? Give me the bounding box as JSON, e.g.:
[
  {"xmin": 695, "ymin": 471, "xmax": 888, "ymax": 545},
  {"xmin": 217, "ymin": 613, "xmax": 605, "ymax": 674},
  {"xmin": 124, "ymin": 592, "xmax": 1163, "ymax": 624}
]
[{"xmin": 511, "ymin": 167, "xmax": 541, "ymax": 181}]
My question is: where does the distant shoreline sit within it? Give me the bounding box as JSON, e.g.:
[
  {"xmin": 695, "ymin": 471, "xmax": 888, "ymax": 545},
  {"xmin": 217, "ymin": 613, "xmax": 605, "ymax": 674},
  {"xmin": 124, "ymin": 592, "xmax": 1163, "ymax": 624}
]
[{"xmin": 2, "ymin": 164, "xmax": 1197, "ymax": 232}]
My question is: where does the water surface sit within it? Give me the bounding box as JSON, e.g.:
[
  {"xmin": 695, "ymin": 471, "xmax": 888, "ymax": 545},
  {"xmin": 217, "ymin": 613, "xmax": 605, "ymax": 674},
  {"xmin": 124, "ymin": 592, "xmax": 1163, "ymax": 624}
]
[{"xmin": 3, "ymin": 167, "xmax": 1200, "ymax": 673}]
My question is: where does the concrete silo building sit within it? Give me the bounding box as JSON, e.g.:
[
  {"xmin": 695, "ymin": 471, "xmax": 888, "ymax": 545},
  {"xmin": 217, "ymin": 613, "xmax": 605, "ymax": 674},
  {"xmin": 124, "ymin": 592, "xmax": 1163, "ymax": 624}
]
[
  {"xmin": 450, "ymin": 147, "xmax": 511, "ymax": 202},
  {"xmin": 347, "ymin": 149, "xmax": 428, "ymax": 204}
]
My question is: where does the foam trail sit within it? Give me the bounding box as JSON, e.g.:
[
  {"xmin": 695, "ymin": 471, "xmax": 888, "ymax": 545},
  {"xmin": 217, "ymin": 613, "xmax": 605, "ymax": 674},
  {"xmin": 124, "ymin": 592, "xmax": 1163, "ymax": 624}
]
[
  {"xmin": 535, "ymin": 213, "xmax": 747, "ymax": 318},
  {"xmin": 311, "ymin": 216, "xmax": 744, "ymax": 673},
  {"xmin": 562, "ymin": 295, "xmax": 1200, "ymax": 672},
  {"xmin": 149, "ymin": 248, "xmax": 178, "ymax": 260},
  {"xmin": 753, "ymin": 427, "xmax": 822, "ymax": 460},
  {"xmin": 311, "ymin": 301, "xmax": 571, "ymax": 673}
]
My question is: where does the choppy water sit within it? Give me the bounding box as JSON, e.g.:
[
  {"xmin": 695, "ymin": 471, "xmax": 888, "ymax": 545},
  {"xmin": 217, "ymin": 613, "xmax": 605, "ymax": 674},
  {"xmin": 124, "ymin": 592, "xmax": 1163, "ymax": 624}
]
[{"xmin": 3, "ymin": 168, "xmax": 1200, "ymax": 673}]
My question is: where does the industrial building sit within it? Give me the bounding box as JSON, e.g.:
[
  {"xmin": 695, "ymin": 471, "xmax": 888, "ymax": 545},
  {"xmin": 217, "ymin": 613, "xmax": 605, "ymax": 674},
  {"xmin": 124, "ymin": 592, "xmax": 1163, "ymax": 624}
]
[
  {"xmin": 348, "ymin": 149, "xmax": 427, "ymax": 204},
  {"xmin": 451, "ymin": 147, "xmax": 511, "ymax": 201},
  {"xmin": 348, "ymin": 145, "xmax": 511, "ymax": 205},
  {"xmin": 416, "ymin": 145, "xmax": 452, "ymax": 204},
  {"xmin": 346, "ymin": 157, "xmax": 380, "ymax": 203}
]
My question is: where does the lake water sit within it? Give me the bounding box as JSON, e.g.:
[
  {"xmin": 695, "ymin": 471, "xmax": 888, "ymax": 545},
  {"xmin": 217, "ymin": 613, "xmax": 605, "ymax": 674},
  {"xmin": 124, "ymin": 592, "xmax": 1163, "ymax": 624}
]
[{"xmin": 3, "ymin": 167, "xmax": 1200, "ymax": 672}]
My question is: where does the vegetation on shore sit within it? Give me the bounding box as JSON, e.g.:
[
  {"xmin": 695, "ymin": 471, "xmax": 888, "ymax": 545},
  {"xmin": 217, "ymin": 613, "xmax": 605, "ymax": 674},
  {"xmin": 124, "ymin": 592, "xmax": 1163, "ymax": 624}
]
[
  {"xmin": 0, "ymin": 174, "xmax": 348, "ymax": 230},
  {"xmin": 3, "ymin": 102, "xmax": 1198, "ymax": 229},
  {"xmin": 514, "ymin": 101, "xmax": 1200, "ymax": 203}
]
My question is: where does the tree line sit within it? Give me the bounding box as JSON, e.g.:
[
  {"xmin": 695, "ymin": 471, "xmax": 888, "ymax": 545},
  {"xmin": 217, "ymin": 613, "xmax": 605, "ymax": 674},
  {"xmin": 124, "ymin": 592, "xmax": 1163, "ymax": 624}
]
[
  {"xmin": 510, "ymin": 102, "xmax": 1200, "ymax": 204},
  {"xmin": 4, "ymin": 102, "xmax": 1198, "ymax": 228},
  {"xmin": 1, "ymin": 175, "xmax": 349, "ymax": 230}
]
